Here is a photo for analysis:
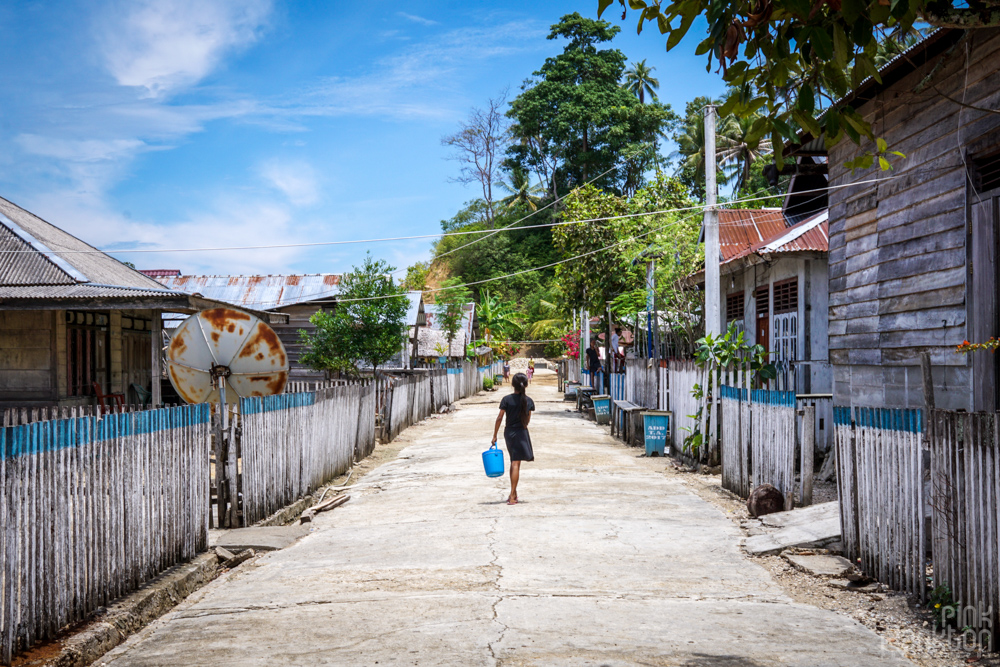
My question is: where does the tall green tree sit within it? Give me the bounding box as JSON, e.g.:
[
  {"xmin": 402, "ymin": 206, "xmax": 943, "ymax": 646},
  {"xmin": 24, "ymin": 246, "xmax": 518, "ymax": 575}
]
[
  {"xmin": 299, "ymin": 255, "xmax": 409, "ymax": 376},
  {"xmin": 506, "ymin": 13, "xmax": 678, "ymax": 199},
  {"xmin": 603, "ymin": 0, "xmax": 997, "ymax": 167},
  {"xmin": 623, "ymin": 59, "xmax": 660, "ymax": 103},
  {"xmin": 718, "ymin": 113, "xmax": 774, "ymax": 194},
  {"xmin": 496, "ymin": 165, "xmax": 546, "ymax": 211},
  {"xmin": 554, "ymin": 174, "xmax": 694, "ymax": 315},
  {"xmin": 672, "ymin": 97, "xmax": 729, "ymax": 200},
  {"xmin": 435, "ymin": 278, "xmax": 473, "ymax": 351}
]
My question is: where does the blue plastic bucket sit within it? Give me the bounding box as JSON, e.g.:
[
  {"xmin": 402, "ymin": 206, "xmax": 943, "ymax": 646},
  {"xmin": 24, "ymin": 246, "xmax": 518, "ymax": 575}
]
[{"xmin": 482, "ymin": 442, "xmax": 505, "ymax": 477}]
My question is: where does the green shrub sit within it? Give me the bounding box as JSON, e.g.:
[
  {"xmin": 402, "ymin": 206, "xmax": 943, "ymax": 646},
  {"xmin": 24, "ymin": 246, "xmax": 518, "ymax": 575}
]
[{"xmin": 483, "ymin": 377, "xmax": 494, "ymax": 391}]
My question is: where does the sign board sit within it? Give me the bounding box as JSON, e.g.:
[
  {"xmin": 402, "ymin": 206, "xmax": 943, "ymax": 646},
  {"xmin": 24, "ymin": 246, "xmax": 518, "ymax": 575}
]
[{"xmin": 642, "ymin": 411, "xmax": 672, "ymax": 456}]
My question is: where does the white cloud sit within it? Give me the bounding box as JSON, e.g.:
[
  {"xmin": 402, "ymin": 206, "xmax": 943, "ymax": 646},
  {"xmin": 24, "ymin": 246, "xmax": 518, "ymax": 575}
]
[
  {"xmin": 19, "ymin": 187, "xmax": 310, "ymax": 276},
  {"xmin": 97, "ymin": 0, "xmax": 273, "ymax": 97},
  {"xmin": 258, "ymin": 160, "xmax": 320, "ymax": 207},
  {"xmin": 397, "ymin": 12, "xmax": 437, "ymax": 26},
  {"xmin": 15, "ymin": 135, "xmax": 147, "ymax": 162},
  {"xmin": 284, "ymin": 21, "xmax": 546, "ymax": 120}
]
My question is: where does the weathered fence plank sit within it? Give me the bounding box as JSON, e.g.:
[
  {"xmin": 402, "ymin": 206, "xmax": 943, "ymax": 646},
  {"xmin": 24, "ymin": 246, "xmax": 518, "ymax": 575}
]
[
  {"xmin": 0, "ymin": 405, "xmax": 210, "ymax": 664},
  {"xmin": 835, "ymin": 406, "xmax": 925, "ymax": 600}
]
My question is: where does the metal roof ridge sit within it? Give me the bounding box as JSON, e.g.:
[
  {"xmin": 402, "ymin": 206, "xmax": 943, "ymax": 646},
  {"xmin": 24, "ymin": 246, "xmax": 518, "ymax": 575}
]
[
  {"xmin": 762, "ymin": 210, "xmax": 829, "ymax": 252},
  {"xmin": 0, "ymin": 212, "xmax": 89, "ymax": 283}
]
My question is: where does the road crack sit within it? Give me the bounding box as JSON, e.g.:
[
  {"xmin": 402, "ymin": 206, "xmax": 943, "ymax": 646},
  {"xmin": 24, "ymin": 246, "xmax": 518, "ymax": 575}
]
[{"xmin": 485, "ymin": 516, "xmax": 509, "ymax": 665}]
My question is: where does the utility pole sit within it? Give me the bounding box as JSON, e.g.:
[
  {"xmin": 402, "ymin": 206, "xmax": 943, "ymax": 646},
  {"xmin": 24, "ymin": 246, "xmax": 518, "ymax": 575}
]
[
  {"xmin": 605, "ymin": 301, "xmax": 613, "ymax": 395},
  {"xmin": 646, "ymin": 260, "xmax": 655, "ymax": 359},
  {"xmin": 704, "ymin": 104, "xmax": 721, "ymax": 337}
]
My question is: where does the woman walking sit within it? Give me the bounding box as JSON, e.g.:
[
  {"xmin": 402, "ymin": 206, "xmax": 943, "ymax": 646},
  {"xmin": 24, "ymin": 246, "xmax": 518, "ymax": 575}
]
[{"xmin": 491, "ymin": 372, "xmax": 534, "ymax": 505}]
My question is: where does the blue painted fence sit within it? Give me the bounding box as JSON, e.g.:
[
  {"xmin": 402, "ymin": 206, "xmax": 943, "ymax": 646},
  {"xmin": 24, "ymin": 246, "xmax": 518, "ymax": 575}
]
[
  {"xmin": 719, "ymin": 385, "xmax": 797, "ymax": 506},
  {"xmin": 834, "ymin": 406, "xmax": 925, "ymax": 599},
  {"xmin": 0, "ymin": 404, "xmax": 211, "ymax": 664}
]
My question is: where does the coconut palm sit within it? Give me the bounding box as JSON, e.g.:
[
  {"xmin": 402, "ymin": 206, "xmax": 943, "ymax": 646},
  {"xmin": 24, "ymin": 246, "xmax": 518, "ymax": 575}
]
[
  {"xmin": 623, "ymin": 60, "xmax": 660, "ymax": 104},
  {"xmin": 717, "ymin": 113, "xmax": 774, "ymax": 194},
  {"xmin": 496, "ymin": 165, "xmax": 546, "ymax": 211}
]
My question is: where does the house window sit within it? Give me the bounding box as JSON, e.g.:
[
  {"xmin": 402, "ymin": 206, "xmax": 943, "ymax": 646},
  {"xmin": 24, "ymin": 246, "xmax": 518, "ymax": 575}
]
[
  {"xmin": 754, "ymin": 285, "xmax": 770, "ymax": 352},
  {"xmin": 726, "ymin": 292, "xmax": 745, "ymax": 334},
  {"xmin": 971, "ymin": 150, "xmax": 1000, "ymax": 194},
  {"xmin": 755, "ymin": 285, "xmax": 770, "ymax": 316},
  {"xmin": 773, "ymin": 278, "xmax": 798, "ymax": 314},
  {"xmin": 66, "ymin": 311, "xmax": 110, "ymax": 397}
]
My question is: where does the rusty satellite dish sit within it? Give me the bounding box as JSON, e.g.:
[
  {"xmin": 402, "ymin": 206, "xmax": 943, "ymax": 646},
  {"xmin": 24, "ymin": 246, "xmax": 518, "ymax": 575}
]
[{"xmin": 167, "ymin": 308, "xmax": 288, "ymax": 405}]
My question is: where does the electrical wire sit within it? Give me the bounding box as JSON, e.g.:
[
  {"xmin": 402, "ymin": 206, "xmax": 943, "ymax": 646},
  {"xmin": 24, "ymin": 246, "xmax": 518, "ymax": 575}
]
[
  {"xmin": 0, "ymin": 174, "xmax": 894, "ymax": 256},
  {"xmin": 431, "ymin": 166, "xmax": 618, "ymax": 263}
]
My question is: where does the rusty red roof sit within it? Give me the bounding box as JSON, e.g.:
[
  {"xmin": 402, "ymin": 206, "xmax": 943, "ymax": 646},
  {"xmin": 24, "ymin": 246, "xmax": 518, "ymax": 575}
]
[
  {"xmin": 718, "ymin": 209, "xmax": 788, "ymax": 262},
  {"xmin": 690, "ymin": 210, "xmax": 828, "ymax": 284}
]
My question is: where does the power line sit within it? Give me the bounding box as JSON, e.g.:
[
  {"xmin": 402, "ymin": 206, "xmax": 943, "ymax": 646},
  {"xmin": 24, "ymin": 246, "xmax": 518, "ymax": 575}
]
[
  {"xmin": 0, "ymin": 174, "xmax": 891, "ymax": 257},
  {"xmin": 431, "ymin": 166, "xmax": 619, "ymax": 263}
]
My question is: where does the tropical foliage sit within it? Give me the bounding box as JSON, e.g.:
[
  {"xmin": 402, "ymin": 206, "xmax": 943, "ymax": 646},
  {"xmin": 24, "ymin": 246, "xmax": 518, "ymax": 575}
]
[
  {"xmin": 603, "ymin": 0, "xmax": 991, "ymax": 169},
  {"xmin": 300, "ymin": 256, "xmax": 409, "ymax": 376}
]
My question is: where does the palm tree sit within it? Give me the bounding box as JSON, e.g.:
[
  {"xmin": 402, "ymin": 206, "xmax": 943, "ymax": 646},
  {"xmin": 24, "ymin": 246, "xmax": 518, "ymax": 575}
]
[
  {"xmin": 496, "ymin": 165, "xmax": 546, "ymax": 211},
  {"xmin": 717, "ymin": 113, "xmax": 774, "ymax": 194},
  {"xmin": 477, "ymin": 290, "xmax": 520, "ymax": 345},
  {"xmin": 623, "ymin": 60, "xmax": 660, "ymax": 104}
]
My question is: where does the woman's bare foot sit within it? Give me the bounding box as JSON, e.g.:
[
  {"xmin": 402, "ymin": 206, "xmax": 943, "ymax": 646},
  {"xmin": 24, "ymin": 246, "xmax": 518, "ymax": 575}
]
[{"xmin": 507, "ymin": 494, "xmax": 518, "ymax": 505}]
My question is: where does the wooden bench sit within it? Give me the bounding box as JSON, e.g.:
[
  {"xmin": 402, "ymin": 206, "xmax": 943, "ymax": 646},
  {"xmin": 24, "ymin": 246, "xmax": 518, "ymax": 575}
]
[{"xmin": 611, "ymin": 399, "xmax": 644, "ymax": 446}]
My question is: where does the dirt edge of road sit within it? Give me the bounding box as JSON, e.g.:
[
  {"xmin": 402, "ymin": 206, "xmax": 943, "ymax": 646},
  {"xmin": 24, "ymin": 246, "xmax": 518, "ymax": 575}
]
[{"xmin": 660, "ymin": 461, "xmax": 992, "ymax": 667}]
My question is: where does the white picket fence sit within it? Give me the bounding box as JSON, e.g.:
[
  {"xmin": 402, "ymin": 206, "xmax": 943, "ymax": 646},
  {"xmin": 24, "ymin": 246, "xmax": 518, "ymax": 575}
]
[
  {"xmin": 719, "ymin": 385, "xmax": 797, "ymax": 505},
  {"xmin": 237, "ymin": 384, "xmax": 375, "ymax": 525},
  {"xmin": 668, "ymin": 360, "xmax": 700, "ymax": 454},
  {"xmin": 0, "ymin": 405, "xmax": 211, "ymax": 664},
  {"xmin": 835, "ymin": 407, "xmax": 925, "ymax": 599}
]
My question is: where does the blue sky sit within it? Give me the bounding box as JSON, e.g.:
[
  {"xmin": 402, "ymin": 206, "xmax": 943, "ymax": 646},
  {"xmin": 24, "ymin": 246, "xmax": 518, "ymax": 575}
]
[{"xmin": 0, "ymin": 1, "xmax": 725, "ymax": 276}]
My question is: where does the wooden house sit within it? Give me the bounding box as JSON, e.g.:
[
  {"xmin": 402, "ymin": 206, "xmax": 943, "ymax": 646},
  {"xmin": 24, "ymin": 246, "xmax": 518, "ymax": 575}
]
[
  {"xmin": 0, "ymin": 197, "xmax": 282, "ymax": 409},
  {"xmin": 785, "ymin": 27, "xmax": 1000, "ymax": 410}
]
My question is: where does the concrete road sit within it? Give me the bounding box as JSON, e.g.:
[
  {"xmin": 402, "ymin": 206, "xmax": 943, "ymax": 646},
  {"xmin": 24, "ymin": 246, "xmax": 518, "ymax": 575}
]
[{"xmin": 103, "ymin": 372, "xmax": 909, "ymax": 666}]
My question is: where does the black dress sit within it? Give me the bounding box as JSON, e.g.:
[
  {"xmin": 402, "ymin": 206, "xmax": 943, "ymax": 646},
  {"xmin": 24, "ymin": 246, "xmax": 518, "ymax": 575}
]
[{"xmin": 500, "ymin": 393, "xmax": 535, "ymax": 461}]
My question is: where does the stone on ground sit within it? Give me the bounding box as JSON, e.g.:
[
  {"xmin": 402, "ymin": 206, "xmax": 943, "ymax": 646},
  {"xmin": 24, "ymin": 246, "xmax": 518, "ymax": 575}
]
[{"xmin": 783, "ymin": 553, "xmax": 855, "ymax": 577}]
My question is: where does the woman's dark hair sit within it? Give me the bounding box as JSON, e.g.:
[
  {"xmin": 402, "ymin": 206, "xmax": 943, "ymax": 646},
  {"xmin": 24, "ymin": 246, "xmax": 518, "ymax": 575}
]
[{"xmin": 511, "ymin": 372, "xmax": 529, "ymax": 423}]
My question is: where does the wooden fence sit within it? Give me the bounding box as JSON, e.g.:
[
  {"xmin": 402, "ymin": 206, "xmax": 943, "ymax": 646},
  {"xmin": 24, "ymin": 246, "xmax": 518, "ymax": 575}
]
[
  {"xmin": 719, "ymin": 385, "xmax": 797, "ymax": 506},
  {"xmin": 834, "ymin": 406, "xmax": 925, "ymax": 599},
  {"xmin": 668, "ymin": 360, "xmax": 700, "ymax": 454},
  {"xmin": 234, "ymin": 384, "xmax": 374, "ymax": 525},
  {"xmin": 0, "ymin": 404, "xmax": 210, "ymax": 664},
  {"xmin": 624, "ymin": 358, "xmax": 659, "ymax": 409},
  {"xmin": 928, "ymin": 410, "xmax": 999, "ymax": 648}
]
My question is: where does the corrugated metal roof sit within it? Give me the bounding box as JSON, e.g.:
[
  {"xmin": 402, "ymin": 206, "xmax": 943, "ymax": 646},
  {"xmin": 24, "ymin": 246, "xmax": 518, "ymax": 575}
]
[
  {"xmin": 140, "ymin": 269, "xmax": 181, "ymax": 277},
  {"xmin": 718, "ymin": 209, "xmax": 788, "ymax": 262},
  {"xmin": 0, "ymin": 220, "xmax": 76, "ymax": 285},
  {"xmin": 155, "ymin": 274, "xmax": 343, "ymax": 310},
  {"xmin": 724, "ymin": 210, "xmax": 828, "ymax": 266},
  {"xmin": 762, "ymin": 211, "xmax": 829, "ymax": 254},
  {"xmin": 690, "ymin": 210, "xmax": 828, "ymax": 284},
  {"xmin": 0, "ymin": 196, "xmax": 166, "ymax": 289},
  {"xmin": 0, "ymin": 284, "xmax": 180, "ymax": 299}
]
